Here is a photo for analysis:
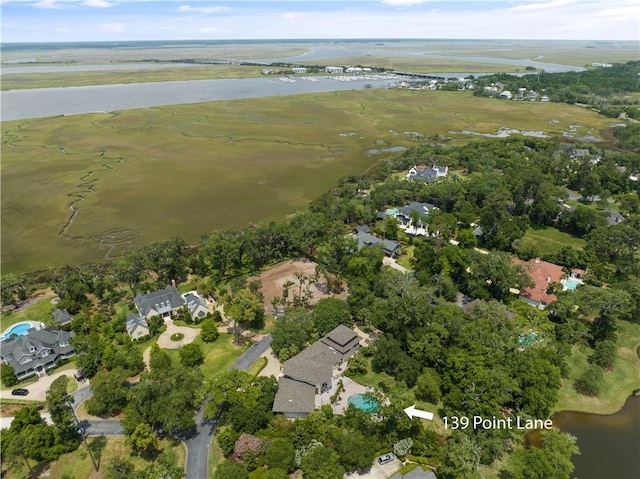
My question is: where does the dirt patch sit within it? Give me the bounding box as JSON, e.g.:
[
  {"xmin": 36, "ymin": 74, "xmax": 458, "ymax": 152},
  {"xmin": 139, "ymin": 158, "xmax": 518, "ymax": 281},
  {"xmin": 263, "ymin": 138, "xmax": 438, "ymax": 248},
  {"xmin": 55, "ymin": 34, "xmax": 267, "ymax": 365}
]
[
  {"xmin": 1, "ymin": 288, "xmax": 55, "ymax": 314},
  {"xmin": 248, "ymin": 259, "xmax": 344, "ymax": 313}
]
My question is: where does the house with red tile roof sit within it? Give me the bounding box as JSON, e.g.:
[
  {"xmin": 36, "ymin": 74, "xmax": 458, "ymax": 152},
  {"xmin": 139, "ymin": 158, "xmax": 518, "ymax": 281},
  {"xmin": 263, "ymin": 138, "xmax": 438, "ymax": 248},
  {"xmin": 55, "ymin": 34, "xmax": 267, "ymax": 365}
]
[{"xmin": 513, "ymin": 258, "xmax": 564, "ymax": 309}]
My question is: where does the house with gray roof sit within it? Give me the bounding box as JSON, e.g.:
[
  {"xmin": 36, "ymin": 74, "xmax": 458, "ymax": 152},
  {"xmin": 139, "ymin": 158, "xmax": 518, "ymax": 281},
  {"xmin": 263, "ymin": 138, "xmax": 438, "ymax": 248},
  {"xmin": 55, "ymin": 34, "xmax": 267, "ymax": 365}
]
[
  {"xmin": 604, "ymin": 208, "xmax": 625, "ymax": 226},
  {"xmin": 356, "ymin": 231, "xmax": 400, "ymax": 257},
  {"xmin": 391, "ymin": 467, "xmax": 438, "ymax": 479},
  {"xmin": 182, "ymin": 291, "xmax": 209, "ymax": 321},
  {"xmin": 52, "ymin": 308, "xmax": 73, "ymax": 327},
  {"xmin": 271, "ymin": 377, "xmax": 317, "ymax": 419},
  {"xmin": 273, "ymin": 325, "xmax": 361, "ymax": 419},
  {"xmin": 406, "ymin": 164, "xmax": 448, "ymax": 183},
  {"xmin": 126, "ymin": 313, "xmax": 150, "ymax": 340},
  {"xmin": 0, "ymin": 326, "xmax": 75, "ymax": 380},
  {"xmin": 134, "ymin": 285, "xmax": 185, "ymax": 320}
]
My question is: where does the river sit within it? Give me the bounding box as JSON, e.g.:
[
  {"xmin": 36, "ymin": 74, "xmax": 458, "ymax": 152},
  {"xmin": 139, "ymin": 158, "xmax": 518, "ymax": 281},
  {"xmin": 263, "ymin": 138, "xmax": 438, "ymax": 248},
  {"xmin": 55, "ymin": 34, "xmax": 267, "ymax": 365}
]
[
  {"xmin": 552, "ymin": 395, "xmax": 640, "ymax": 479},
  {"xmin": 0, "ymin": 75, "xmax": 400, "ymax": 121}
]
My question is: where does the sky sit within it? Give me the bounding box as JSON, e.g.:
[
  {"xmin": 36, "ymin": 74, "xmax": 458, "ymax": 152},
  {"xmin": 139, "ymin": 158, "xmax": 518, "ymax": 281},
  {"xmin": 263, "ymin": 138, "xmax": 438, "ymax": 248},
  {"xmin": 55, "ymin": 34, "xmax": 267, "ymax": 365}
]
[{"xmin": 1, "ymin": 0, "xmax": 638, "ymax": 43}]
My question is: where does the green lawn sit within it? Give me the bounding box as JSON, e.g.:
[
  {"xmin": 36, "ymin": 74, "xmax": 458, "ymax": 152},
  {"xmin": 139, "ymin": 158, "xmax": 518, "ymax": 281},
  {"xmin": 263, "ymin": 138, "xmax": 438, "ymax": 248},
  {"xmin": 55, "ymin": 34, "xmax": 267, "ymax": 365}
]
[
  {"xmin": 552, "ymin": 320, "xmax": 640, "ymax": 415},
  {"xmin": 163, "ymin": 334, "xmax": 249, "ymax": 379},
  {"xmin": 208, "ymin": 437, "xmax": 224, "ymax": 479},
  {"xmin": 2, "ymin": 436, "xmax": 185, "ymax": 479},
  {"xmin": 0, "ymin": 291, "xmax": 56, "ymax": 332},
  {"xmin": 520, "ymin": 226, "xmax": 586, "ymax": 256},
  {"xmin": 2, "ymin": 90, "xmax": 613, "ymax": 274},
  {"xmin": 245, "ymin": 356, "xmax": 268, "ymax": 376},
  {"xmin": 395, "ymin": 245, "xmax": 415, "ymax": 270}
]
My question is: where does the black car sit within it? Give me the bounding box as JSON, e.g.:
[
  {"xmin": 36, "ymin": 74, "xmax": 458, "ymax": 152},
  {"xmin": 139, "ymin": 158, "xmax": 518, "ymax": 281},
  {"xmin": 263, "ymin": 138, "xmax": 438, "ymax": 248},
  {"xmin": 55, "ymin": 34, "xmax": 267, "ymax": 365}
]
[{"xmin": 11, "ymin": 388, "xmax": 29, "ymax": 396}]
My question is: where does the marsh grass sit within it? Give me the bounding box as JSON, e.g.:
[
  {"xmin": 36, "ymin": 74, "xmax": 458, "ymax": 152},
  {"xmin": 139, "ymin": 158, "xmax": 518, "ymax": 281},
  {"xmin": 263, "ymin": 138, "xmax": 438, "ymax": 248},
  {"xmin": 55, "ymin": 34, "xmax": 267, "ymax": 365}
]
[{"xmin": 2, "ymin": 90, "xmax": 613, "ymax": 273}]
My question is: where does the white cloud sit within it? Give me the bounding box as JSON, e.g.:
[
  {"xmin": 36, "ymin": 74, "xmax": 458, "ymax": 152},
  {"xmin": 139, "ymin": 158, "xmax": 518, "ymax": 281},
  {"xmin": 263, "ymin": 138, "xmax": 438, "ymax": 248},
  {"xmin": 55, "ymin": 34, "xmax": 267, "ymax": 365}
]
[
  {"xmin": 281, "ymin": 12, "xmax": 306, "ymax": 19},
  {"xmin": 178, "ymin": 5, "xmax": 230, "ymax": 14},
  {"xmin": 82, "ymin": 0, "xmax": 113, "ymax": 7},
  {"xmin": 100, "ymin": 22, "xmax": 125, "ymax": 33},
  {"xmin": 34, "ymin": 0, "xmax": 61, "ymax": 8}
]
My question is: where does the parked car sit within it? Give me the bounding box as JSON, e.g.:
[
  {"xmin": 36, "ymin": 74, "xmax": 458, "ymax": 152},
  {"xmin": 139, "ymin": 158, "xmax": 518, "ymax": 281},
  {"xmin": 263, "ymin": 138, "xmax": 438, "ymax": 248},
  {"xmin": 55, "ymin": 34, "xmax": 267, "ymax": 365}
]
[
  {"xmin": 377, "ymin": 453, "xmax": 394, "ymax": 465},
  {"xmin": 11, "ymin": 388, "xmax": 29, "ymax": 396}
]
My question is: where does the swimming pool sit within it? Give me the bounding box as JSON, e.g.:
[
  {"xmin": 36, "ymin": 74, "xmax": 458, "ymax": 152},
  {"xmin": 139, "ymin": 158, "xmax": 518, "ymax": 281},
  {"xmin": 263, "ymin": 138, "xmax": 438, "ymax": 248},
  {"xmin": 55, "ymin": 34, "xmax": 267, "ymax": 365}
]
[
  {"xmin": 0, "ymin": 321, "xmax": 38, "ymax": 341},
  {"xmin": 563, "ymin": 278, "xmax": 582, "ymax": 290},
  {"xmin": 348, "ymin": 393, "xmax": 381, "ymax": 413}
]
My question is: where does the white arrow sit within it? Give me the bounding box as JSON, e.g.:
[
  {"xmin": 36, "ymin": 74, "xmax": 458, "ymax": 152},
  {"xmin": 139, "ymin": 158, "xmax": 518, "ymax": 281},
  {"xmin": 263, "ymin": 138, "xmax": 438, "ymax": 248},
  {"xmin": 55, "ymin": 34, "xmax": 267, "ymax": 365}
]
[{"xmin": 403, "ymin": 404, "xmax": 434, "ymax": 421}]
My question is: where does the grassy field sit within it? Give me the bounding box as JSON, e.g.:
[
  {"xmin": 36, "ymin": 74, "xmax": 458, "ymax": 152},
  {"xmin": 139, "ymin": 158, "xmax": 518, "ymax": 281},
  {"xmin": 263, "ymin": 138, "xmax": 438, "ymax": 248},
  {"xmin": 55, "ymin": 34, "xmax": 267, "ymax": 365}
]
[
  {"xmin": 519, "ymin": 226, "xmax": 586, "ymax": 256},
  {"xmin": 552, "ymin": 320, "xmax": 640, "ymax": 415},
  {"xmin": 163, "ymin": 334, "xmax": 248, "ymax": 379},
  {"xmin": 1, "ymin": 89, "xmax": 615, "ymax": 274},
  {"xmin": 2, "ymin": 436, "xmax": 185, "ymax": 479},
  {"xmin": 0, "ymin": 291, "xmax": 55, "ymax": 331},
  {"xmin": 1, "ymin": 65, "xmax": 269, "ymax": 90}
]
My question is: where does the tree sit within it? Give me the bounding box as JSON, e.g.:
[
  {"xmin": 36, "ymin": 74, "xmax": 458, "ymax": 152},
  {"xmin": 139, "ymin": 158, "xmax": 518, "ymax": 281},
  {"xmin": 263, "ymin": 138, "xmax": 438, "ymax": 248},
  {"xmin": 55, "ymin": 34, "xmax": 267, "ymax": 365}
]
[
  {"xmin": 301, "ymin": 445, "xmax": 345, "ymax": 479},
  {"xmin": 438, "ymin": 432, "xmax": 481, "ymax": 479},
  {"xmin": 574, "ymin": 365, "xmax": 603, "ymax": 396},
  {"xmin": 312, "ymin": 297, "xmax": 351, "ymax": 336},
  {"xmin": 215, "ymin": 461, "xmax": 248, "ymax": 479},
  {"xmin": 124, "ymin": 364, "xmax": 202, "ymax": 437},
  {"xmin": 333, "ymin": 429, "xmax": 377, "ymax": 472},
  {"xmin": 179, "ymin": 343, "xmax": 204, "ymax": 367},
  {"xmin": 138, "ymin": 452, "xmax": 185, "ymax": 479},
  {"xmin": 149, "ymin": 343, "xmax": 172, "ymax": 370},
  {"xmin": 1, "ymin": 363, "xmax": 18, "ymax": 387},
  {"xmin": 127, "ymin": 423, "xmax": 159, "ymax": 460},
  {"xmin": 200, "ymin": 318, "xmax": 220, "ymax": 343},
  {"xmin": 271, "ymin": 308, "xmax": 313, "ymax": 361},
  {"xmin": 504, "ymin": 429, "xmax": 579, "ymax": 479},
  {"xmin": 265, "ymin": 438, "xmax": 295, "ymax": 472},
  {"xmin": 45, "ymin": 376, "xmax": 77, "ymax": 443},
  {"xmin": 86, "ymin": 368, "xmax": 129, "ymax": 417},
  {"xmin": 104, "ymin": 456, "xmax": 136, "ymax": 479},
  {"xmin": 393, "ymin": 438, "xmax": 414, "ymax": 458},
  {"xmin": 590, "ymin": 339, "xmax": 616, "ymax": 370},
  {"xmin": 415, "ymin": 368, "xmax": 442, "ymax": 404}
]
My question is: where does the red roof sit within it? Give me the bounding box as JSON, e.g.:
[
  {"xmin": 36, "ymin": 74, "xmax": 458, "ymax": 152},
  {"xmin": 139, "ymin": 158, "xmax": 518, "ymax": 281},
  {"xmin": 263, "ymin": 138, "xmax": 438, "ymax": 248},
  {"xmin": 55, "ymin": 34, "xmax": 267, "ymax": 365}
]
[{"xmin": 513, "ymin": 258, "xmax": 564, "ymax": 305}]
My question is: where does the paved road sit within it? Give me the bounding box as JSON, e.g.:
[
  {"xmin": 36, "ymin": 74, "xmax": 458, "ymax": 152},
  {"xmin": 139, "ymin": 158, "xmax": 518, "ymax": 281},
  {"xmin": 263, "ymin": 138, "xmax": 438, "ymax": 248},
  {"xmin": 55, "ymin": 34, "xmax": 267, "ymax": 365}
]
[
  {"xmin": 184, "ymin": 401, "xmax": 217, "ymax": 479},
  {"xmin": 183, "ymin": 334, "xmax": 273, "ymax": 479},
  {"xmin": 71, "ymin": 385, "xmax": 92, "ymax": 414},
  {"xmin": 228, "ymin": 334, "xmax": 272, "ymax": 371}
]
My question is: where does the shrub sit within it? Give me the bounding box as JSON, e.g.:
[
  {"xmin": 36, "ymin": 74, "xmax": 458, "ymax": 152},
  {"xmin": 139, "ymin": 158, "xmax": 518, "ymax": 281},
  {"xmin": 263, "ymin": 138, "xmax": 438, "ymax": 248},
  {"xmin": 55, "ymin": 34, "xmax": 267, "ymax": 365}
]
[{"xmin": 574, "ymin": 365, "xmax": 603, "ymax": 396}]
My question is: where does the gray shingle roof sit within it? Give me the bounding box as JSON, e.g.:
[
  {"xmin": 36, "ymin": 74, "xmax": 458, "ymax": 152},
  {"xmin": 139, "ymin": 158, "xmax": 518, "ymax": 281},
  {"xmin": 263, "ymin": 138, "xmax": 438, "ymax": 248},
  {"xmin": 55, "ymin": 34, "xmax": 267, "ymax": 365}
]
[
  {"xmin": 0, "ymin": 326, "xmax": 74, "ymax": 377},
  {"xmin": 183, "ymin": 292, "xmax": 207, "ymax": 316},
  {"xmin": 322, "ymin": 324, "xmax": 360, "ymax": 352},
  {"xmin": 356, "ymin": 232, "xmax": 399, "ymax": 256},
  {"xmin": 134, "ymin": 285, "xmax": 185, "ymax": 317},
  {"xmin": 272, "ymin": 377, "xmax": 316, "ymax": 414},
  {"xmin": 283, "ymin": 341, "xmax": 337, "ymax": 386},
  {"xmin": 53, "ymin": 308, "xmax": 73, "ymax": 325},
  {"xmin": 399, "ymin": 202, "xmax": 437, "ymax": 217},
  {"xmin": 126, "ymin": 313, "xmax": 149, "ymax": 336}
]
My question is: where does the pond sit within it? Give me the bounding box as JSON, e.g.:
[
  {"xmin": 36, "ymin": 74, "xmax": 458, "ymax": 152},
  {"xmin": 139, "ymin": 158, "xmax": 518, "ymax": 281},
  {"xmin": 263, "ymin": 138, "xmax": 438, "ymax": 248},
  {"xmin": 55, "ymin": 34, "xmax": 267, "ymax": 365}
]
[{"xmin": 551, "ymin": 395, "xmax": 640, "ymax": 479}]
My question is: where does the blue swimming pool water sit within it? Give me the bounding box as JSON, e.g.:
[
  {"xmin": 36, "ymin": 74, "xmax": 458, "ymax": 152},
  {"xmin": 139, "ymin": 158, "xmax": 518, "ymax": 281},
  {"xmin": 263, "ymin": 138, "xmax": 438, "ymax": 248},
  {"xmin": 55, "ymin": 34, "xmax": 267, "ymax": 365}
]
[
  {"xmin": 348, "ymin": 393, "xmax": 380, "ymax": 413},
  {"xmin": 518, "ymin": 332, "xmax": 538, "ymax": 346},
  {"xmin": 0, "ymin": 322, "xmax": 34, "ymax": 341},
  {"xmin": 563, "ymin": 278, "xmax": 582, "ymax": 290}
]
